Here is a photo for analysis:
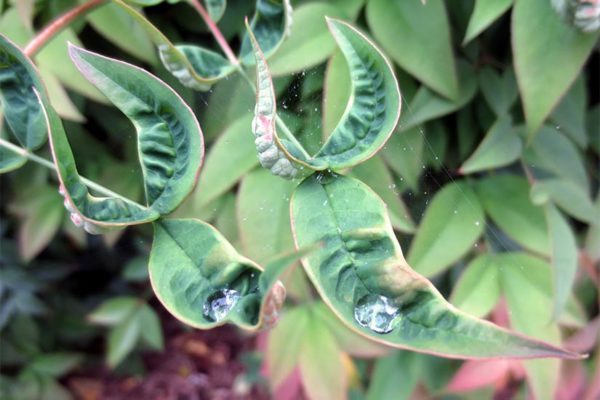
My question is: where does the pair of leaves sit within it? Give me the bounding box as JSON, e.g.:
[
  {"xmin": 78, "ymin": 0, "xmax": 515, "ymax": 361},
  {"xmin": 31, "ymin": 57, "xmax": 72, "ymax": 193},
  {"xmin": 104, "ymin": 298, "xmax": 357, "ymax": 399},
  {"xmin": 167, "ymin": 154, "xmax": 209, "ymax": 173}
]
[
  {"xmin": 249, "ymin": 18, "xmax": 400, "ymax": 178},
  {"xmin": 290, "ymin": 173, "xmax": 580, "ymax": 359}
]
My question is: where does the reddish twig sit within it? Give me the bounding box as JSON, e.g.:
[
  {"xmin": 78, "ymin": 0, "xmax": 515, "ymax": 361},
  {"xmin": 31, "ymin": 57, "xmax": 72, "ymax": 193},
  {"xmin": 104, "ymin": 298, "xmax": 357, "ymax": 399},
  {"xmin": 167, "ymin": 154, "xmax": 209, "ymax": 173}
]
[
  {"xmin": 24, "ymin": 0, "xmax": 107, "ymax": 57},
  {"xmin": 187, "ymin": 0, "xmax": 239, "ymax": 65}
]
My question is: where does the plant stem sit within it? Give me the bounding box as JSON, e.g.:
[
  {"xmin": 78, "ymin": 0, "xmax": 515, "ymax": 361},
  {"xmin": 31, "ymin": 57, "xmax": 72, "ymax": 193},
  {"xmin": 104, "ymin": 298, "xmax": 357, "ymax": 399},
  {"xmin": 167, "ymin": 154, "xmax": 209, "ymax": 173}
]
[
  {"xmin": 0, "ymin": 138, "xmax": 135, "ymax": 201},
  {"xmin": 188, "ymin": 0, "xmax": 310, "ymax": 157},
  {"xmin": 24, "ymin": 0, "xmax": 108, "ymax": 57},
  {"xmin": 187, "ymin": 0, "xmax": 239, "ymax": 66}
]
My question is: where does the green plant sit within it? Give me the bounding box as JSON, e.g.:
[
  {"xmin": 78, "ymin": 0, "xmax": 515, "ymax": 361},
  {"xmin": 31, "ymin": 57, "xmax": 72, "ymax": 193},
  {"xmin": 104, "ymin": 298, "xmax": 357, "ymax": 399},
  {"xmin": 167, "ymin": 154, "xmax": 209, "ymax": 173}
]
[{"xmin": 1, "ymin": 0, "xmax": 599, "ymax": 398}]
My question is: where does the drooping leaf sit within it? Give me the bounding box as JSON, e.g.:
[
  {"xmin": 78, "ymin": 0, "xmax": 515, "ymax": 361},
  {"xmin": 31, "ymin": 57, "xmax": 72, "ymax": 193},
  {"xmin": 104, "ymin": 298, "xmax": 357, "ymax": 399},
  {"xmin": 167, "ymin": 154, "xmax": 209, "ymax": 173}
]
[
  {"xmin": 476, "ymin": 174, "xmax": 549, "ymax": 255},
  {"xmin": 0, "ymin": 34, "xmax": 48, "ymax": 150},
  {"xmin": 478, "ymin": 67, "xmax": 519, "ymax": 117},
  {"xmin": 399, "ymin": 61, "xmax": 478, "ymax": 132},
  {"xmin": 459, "ymin": 116, "xmax": 522, "ymax": 174},
  {"xmin": 39, "ymin": 91, "xmax": 160, "ymax": 233},
  {"xmin": 149, "ymin": 218, "xmax": 303, "ymax": 330},
  {"xmin": 450, "ymin": 254, "xmax": 501, "ymax": 318},
  {"xmin": 114, "ymin": 0, "xmax": 234, "ymax": 90},
  {"xmin": 68, "ymin": 44, "xmax": 204, "ymax": 215},
  {"xmin": 239, "ymin": 0, "xmax": 293, "ymax": 65},
  {"xmin": 350, "ymin": 156, "xmax": 415, "ymax": 233},
  {"xmin": 267, "ymin": 2, "xmax": 347, "ymax": 76},
  {"xmin": 249, "ymin": 18, "xmax": 401, "ymax": 176},
  {"xmin": 463, "ymin": 0, "xmax": 513, "ymax": 44},
  {"xmin": 192, "ymin": 115, "xmax": 257, "ymax": 209},
  {"xmin": 531, "ymin": 179, "xmax": 599, "ymax": 224},
  {"xmin": 407, "ymin": 182, "xmax": 485, "ymax": 277},
  {"xmin": 524, "ymin": 125, "xmax": 589, "ymax": 192},
  {"xmin": 366, "ymin": 0, "xmax": 458, "ymax": 99},
  {"xmin": 512, "ymin": 0, "xmax": 599, "ymax": 139},
  {"xmin": 290, "ymin": 173, "xmax": 580, "ymax": 359}
]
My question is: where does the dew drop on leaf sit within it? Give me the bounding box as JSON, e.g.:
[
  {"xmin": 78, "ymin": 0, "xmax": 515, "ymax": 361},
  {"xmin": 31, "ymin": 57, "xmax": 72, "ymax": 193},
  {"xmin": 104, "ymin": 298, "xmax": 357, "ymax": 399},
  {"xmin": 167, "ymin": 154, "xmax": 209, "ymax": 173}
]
[
  {"xmin": 353, "ymin": 294, "xmax": 400, "ymax": 334},
  {"xmin": 202, "ymin": 288, "xmax": 240, "ymax": 322}
]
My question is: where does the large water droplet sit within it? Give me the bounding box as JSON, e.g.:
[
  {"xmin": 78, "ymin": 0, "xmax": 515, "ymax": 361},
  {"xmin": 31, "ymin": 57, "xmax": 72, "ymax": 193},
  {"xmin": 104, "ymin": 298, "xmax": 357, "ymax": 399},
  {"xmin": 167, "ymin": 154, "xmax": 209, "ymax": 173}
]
[
  {"xmin": 354, "ymin": 294, "xmax": 400, "ymax": 334},
  {"xmin": 202, "ymin": 288, "xmax": 240, "ymax": 322}
]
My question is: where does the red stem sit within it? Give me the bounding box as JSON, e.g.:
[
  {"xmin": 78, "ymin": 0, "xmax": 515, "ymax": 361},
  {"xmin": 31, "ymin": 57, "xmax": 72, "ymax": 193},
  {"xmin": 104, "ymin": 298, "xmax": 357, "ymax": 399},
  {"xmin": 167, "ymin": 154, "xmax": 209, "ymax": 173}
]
[
  {"xmin": 187, "ymin": 0, "xmax": 239, "ymax": 65},
  {"xmin": 24, "ymin": 0, "xmax": 107, "ymax": 57}
]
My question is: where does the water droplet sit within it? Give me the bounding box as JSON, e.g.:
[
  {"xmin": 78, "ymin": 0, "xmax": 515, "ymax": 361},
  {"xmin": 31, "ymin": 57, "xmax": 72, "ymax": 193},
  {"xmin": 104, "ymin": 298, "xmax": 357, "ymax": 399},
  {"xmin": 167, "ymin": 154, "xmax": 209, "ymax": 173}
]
[
  {"xmin": 453, "ymin": 209, "xmax": 458, "ymax": 214},
  {"xmin": 354, "ymin": 294, "xmax": 399, "ymax": 334},
  {"xmin": 202, "ymin": 288, "xmax": 240, "ymax": 322},
  {"xmin": 475, "ymin": 220, "xmax": 480, "ymax": 226}
]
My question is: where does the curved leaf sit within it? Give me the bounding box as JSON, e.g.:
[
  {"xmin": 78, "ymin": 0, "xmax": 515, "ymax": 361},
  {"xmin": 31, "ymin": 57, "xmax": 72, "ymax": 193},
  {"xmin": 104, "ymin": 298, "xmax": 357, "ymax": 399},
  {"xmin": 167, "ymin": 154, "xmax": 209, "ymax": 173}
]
[
  {"xmin": 114, "ymin": 0, "xmax": 234, "ymax": 90},
  {"xmin": 313, "ymin": 18, "xmax": 401, "ymax": 169},
  {"xmin": 290, "ymin": 173, "xmax": 579, "ymax": 359},
  {"xmin": 68, "ymin": 44, "xmax": 204, "ymax": 215},
  {"xmin": 0, "ymin": 145, "xmax": 26, "ymax": 173},
  {"xmin": 149, "ymin": 218, "xmax": 307, "ymax": 330},
  {"xmin": 39, "ymin": 91, "xmax": 160, "ymax": 233},
  {"xmin": 463, "ymin": 0, "xmax": 513, "ymax": 44},
  {"xmin": 249, "ymin": 18, "xmax": 401, "ymax": 177},
  {"xmin": 512, "ymin": 0, "xmax": 599, "ymax": 139},
  {"xmin": 239, "ymin": 0, "xmax": 293, "ymax": 65},
  {"xmin": 0, "ymin": 34, "xmax": 47, "ymax": 150}
]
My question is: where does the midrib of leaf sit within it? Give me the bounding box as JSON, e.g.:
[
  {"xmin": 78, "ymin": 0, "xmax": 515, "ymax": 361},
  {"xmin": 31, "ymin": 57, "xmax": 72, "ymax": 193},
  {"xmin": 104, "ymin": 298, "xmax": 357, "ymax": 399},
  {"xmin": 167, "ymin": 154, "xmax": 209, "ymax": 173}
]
[{"xmin": 158, "ymin": 221, "xmax": 210, "ymax": 281}]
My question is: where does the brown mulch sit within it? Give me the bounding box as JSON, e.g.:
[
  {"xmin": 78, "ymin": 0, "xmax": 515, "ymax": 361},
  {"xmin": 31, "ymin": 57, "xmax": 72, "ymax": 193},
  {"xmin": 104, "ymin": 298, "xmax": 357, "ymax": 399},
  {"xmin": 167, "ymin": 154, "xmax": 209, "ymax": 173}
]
[{"xmin": 67, "ymin": 319, "xmax": 271, "ymax": 400}]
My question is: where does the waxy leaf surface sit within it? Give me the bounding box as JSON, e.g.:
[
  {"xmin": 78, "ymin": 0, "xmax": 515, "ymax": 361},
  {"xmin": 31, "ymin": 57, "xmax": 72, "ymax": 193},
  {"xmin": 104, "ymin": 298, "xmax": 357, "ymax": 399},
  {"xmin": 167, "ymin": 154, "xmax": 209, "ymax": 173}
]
[
  {"xmin": 149, "ymin": 218, "xmax": 308, "ymax": 330},
  {"xmin": 290, "ymin": 173, "xmax": 579, "ymax": 359},
  {"xmin": 68, "ymin": 44, "xmax": 204, "ymax": 215},
  {"xmin": 0, "ymin": 34, "xmax": 47, "ymax": 150}
]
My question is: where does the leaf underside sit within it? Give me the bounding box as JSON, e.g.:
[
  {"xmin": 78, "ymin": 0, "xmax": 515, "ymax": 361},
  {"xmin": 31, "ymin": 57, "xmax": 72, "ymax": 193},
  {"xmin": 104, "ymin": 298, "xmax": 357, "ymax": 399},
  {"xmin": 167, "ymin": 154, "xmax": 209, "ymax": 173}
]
[
  {"xmin": 290, "ymin": 173, "xmax": 580, "ymax": 360},
  {"xmin": 0, "ymin": 34, "xmax": 47, "ymax": 150},
  {"xmin": 68, "ymin": 44, "xmax": 204, "ymax": 215}
]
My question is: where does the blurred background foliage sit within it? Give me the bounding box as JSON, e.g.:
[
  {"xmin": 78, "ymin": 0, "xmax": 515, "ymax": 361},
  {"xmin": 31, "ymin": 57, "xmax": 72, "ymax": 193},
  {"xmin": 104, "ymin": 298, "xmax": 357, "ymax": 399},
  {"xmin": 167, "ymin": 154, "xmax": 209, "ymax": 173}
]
[{"xmin": 0, "ymin": 0, "xmax": 599, "ymax": 399}]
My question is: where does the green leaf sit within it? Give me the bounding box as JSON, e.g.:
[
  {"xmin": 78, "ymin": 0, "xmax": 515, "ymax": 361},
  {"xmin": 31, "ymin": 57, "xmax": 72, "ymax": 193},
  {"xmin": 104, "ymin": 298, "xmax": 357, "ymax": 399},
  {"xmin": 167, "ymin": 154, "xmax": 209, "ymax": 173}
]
[
  {"xmin": 29, "ymin": 353, "xmax": 82, "ymax": 378},
  {"xmin": 459, "ymin": 116, "xmax": 522, "ymax": 174},
  {"xmin": 585, "ymin": 196, "xmax": 600, "ymax": 262},
  {"xmin": 149, "ymin": 219, "xmax": 293, "ymax": 330},
  {"xmin": 192, "ymin": 114, "xmax": 257, "ymax": 208},
  {"xmin": 0, "ymin": 34, "xmax": 48, "ymax": 149},
  {"xmin": 367, "ymin": 351, "xmax": 422, "ymax": 400},
  {"xmin": 381, "ymin": 127, "xmax": 423, "ymax": 191},
  {"xmin": 463, "ymin": 0, "xmax": 513, "ymax": 44},
  {"xmin": 323, "ymin": 49, "xmax": 350, "ymax": 137},
  {"xmin": 450, "ymin": 254, "xmax": 501, "ymax": 318},
  {"xmin": 312, "ymin": 18, "xmax": 401, "ymax": 170},
  {"xmin": 250, "ymin": 18, "xmax": 401, "ymax": 176},
  {"xmin": 239, "ymin": 0, "xmax": 292, "ymax": 65},
  {"xmin": 525, "ymin": 125, "xmax": 589, "ymax": 191},
  {"xmin": 476, "ymin": 174, "xmax": 549, "ymax": 255},
  {"xmin": 550, "ymin": 76, "xmax": 588, "ymax": 148},
  {"xmin": 544, "ymin": 204, "xmax": 579, "ymax": 319},
  {"xmin": 266, "ymin": 305, "xmax": 309, "ymax": 388},
  {"xmin": 137, "ymin": 304, "xmax": 164, "ymax": 350},
  {"xmin": 588, "ymin": 104, "xmax": 600, "ymax": 153},
  {"xmin": 399, "ymin": 61, "xmax": 478, "ymax": 132},
  {"xmin": 204, "ymin": 0, "xmax": 227, "ymax": 22},
  {"xmin": 68, "ymin": 44, "xmax": 204, "ymax": 215},
  {"xmin": 16, "ymin": 185, "xmax": 64, "ymax": 261},
  {"xmin": 298, "ymin": 311, "xmax": 346, "ymax": 400},
  {"xmin": 39, "ymin": 69, "xmax": 85, "ymax": 122},
  {"xmin": 107, "ymin": 315, "xmax": 141, "ymax": 367},
  {"xmin": 0, "ymin": 145, "xmax": 26, "ymax": 173},
  {"xmin": 366, "ymin": 0, "xmax": 458, "ymax": 99},
  {"xmin": 407, "ymin": 182, "xmax": 485, "ymax": 277},
  {"xmin": 237, "ymin": 168, "xmax": 297, "ymax": 263},
  {"xmin": 478, "ymin": 67, "xmax": 519, "ymax": 116},
  {"xmin": 512, "ymin": 0, "xmax": 599, "ymax": 139},
  {"xmin": 114, "ymin": 0, "xmax": 233, "ymax": 91},
  {"xmin": 267, "ymin": 2, "xmax": 347, "ymax": 76},
  {"xmin": 88, "ymin": 297, "xmax": 140, "ymax": 326},
  {"xmin": 531, "ymin": 179, "xmax": 599, "ymax": 224},
  {"xmin": 40, "ymin": 92, "xmax": 160, "ymax": 232},
  {"xmin": 290, "ymin": 173, "xmax": 579, "ymax": 359},
  {"xmin": 86, "ymin": 2, "xmax": 157, "ymax": 65},
  {"xmin": 350, "ymin": 156, "xmax": 415, "ymax": 233}
]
